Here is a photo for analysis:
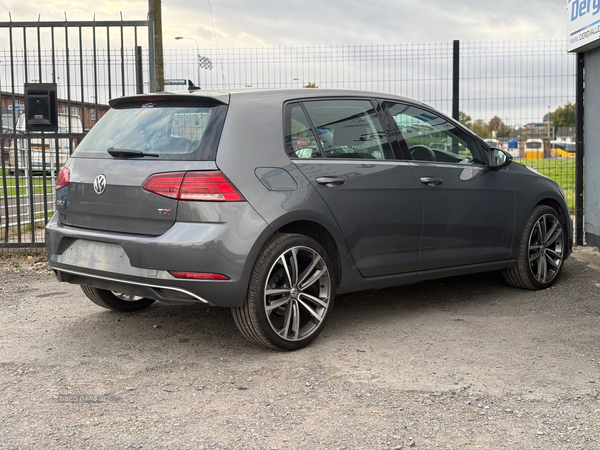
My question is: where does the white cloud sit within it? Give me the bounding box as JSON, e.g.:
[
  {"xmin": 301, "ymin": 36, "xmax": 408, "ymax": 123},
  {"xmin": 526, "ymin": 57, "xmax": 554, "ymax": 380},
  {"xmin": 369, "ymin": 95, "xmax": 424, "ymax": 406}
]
[{"xmin": 0, "ymin": 0, "xmax": 568, "ymax": 47}]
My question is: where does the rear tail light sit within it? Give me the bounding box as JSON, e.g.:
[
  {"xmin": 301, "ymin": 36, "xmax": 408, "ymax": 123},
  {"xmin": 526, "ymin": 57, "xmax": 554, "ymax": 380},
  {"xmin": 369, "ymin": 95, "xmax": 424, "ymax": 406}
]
[
  {"xmin": 142, "ymin": 171, "xmax": 245, "ymax": 202},
  {"xmin": 180, "ymin": 172, "xmax": 244, "ymax": 201},
  {"xmin": 141, "ymin": 172, "xmax": 186, "ymax": 199},
  {"xmin": 56, "ymin": 166, "xmax": 70, "ymax": 191}
]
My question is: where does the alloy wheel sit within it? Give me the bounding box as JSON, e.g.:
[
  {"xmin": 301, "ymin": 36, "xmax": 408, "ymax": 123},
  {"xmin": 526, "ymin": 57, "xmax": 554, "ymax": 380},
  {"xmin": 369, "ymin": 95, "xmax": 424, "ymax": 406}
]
[
  {"xmin": 263, "ymin": 245, "xmax": 331, "ymax": 341},
  {"xmin": 112, "ymin": 292, "xmax": 145, "ymax": 302},
  {"xmin": 528, "ymin": 213, "xmax": 564, "ymax": 284}
]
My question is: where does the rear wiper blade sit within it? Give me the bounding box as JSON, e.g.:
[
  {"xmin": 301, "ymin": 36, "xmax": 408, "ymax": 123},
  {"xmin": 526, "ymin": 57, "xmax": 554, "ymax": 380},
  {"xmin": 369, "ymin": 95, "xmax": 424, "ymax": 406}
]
[{"xmin": 107, "ymin": 147, "xmax": 159, "ymax": 158}]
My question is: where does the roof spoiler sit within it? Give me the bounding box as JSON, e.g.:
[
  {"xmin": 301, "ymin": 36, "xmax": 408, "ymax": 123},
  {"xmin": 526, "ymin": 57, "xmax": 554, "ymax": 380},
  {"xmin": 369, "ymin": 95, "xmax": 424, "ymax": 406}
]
[{"xmin": 109, "ymin": 92, "xmax": 229, "ymax": 108}]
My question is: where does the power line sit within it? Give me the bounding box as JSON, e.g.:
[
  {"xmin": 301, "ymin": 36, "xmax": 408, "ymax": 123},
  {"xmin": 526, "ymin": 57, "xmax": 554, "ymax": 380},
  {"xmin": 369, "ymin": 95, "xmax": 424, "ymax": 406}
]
[{"xmin": 206, "ymin": 0, "xmax": 226, "ymax": 87}]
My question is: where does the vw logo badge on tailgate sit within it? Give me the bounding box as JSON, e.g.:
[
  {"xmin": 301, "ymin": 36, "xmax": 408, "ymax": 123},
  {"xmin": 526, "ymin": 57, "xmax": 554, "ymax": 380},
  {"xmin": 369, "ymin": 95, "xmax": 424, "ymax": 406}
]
[{"xmin": 93, "ymin": 174, "xmax": 107, "ymax": 195}]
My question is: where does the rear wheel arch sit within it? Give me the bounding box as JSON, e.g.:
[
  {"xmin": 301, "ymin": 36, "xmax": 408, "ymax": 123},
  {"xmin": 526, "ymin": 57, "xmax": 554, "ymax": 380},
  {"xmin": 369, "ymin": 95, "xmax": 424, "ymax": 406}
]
[
  {"xmin": 277, "ymin": 220, "xmax": 342, "ymax": 291},
  {"xmin": 231, "ymin": 218, "xmax": 345, "ymax": 307}
]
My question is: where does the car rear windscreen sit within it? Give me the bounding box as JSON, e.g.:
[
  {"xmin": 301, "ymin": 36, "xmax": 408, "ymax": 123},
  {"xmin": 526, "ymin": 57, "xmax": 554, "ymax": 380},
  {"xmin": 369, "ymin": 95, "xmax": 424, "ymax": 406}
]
[{"xmin": 73, "ymin": 103, "xmax": 227, "ymax": 160}]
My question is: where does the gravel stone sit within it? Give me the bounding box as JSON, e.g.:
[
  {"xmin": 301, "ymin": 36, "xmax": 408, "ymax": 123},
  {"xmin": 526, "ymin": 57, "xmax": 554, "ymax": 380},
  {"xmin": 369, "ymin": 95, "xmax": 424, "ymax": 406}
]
[{"xmin": 0, "ymin": 247, "xmax": 600, "ymax": 448}]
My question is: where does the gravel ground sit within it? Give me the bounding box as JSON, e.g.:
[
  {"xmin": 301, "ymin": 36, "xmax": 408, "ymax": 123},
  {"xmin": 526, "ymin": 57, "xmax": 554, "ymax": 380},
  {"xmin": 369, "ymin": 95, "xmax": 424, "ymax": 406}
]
[{"xmin": 0, "ymin": 248, "xmax": 599, "ymax": 449}]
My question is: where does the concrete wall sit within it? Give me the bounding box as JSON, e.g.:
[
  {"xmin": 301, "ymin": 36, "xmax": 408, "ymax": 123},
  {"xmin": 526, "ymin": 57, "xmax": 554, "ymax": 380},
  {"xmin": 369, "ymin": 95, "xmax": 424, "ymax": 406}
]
[{"xmin": 585, "ymin": 49, "xmax": 600, "ymax": 248}]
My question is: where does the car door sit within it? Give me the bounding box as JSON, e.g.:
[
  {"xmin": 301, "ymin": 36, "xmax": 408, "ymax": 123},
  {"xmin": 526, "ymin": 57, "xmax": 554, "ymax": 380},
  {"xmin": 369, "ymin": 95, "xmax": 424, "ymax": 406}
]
[
  {"xmin": 285, "ymin": 99, "xmax": 423, "ymax": 277},
  {"xmin": 384, "ymin": 102, "xmax": 516, "ymax": 271}
]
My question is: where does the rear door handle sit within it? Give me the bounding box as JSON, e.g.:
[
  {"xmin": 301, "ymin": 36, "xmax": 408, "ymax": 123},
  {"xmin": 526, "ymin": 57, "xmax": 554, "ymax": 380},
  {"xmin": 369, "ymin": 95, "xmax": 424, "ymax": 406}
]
[
  {"xmin": 420, "ymin": 176, "xmax": 443, "ymax": 186},
  {"xmin": 316, "ymin": 177, "xmax": 346, "ymax": 187}
]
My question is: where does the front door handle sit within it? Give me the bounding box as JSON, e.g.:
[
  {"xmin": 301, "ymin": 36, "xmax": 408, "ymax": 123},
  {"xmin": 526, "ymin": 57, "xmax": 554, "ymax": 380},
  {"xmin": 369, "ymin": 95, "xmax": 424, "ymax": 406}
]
[
  {"xmin": 420, "ymin": 176, "xmax": 444, "ymax": 186},
  {"xmin": 316, "ymin": 177, "xmax": 346, "ymax": 187}
]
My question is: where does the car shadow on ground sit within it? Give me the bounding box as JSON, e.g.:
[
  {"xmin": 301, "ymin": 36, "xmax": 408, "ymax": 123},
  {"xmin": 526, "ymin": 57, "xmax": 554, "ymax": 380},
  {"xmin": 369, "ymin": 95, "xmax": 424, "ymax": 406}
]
[{"xmin": 54, "ymin": 263, "xmax": 563, "ymax": 358}]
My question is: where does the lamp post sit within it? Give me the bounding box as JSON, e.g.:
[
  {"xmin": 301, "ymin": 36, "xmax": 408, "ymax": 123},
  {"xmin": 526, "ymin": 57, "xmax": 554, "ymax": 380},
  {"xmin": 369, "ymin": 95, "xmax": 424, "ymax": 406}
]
[
  {"xmin": 547, "ymin": 105, "xmax": 552, "ymax": 140},
  {"xmin": 175, "ymin": 36, "xmax": 200, "ymax": 85},
  {"xmin": 292, "ymin": 77, "xmax": 304, "ymax": 87}
]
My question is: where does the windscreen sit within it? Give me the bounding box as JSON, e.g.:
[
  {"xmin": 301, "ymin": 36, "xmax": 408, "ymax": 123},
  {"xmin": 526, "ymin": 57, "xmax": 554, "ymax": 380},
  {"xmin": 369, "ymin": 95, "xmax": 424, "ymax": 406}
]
[
  {"xmin": 74, "ymin": 103, "xmax": 227, "ymax": 160},
  {"xmin": 526, "ymin": 141, "xmax": 543, "ymax": 149}
]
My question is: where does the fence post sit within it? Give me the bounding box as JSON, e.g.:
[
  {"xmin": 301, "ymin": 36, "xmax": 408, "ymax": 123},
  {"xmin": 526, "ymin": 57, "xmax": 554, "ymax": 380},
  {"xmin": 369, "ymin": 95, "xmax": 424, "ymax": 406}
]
[
  {"xmin": 576, "ymin": 52, "xmax": 584, "ymax": 246},
  {"xmin": 148, "ymin": 20, "xmax": 156, "ymax": 93},
  {"xmin": 452, "ymin": 40, "xmax": 460, "ymax": 121},
  {"xmin": 148, "ymin": 0, "xmax": 164, "ymax": 92},
  {"xmin": 135, "ymin": 46, "xmax": 144, "ymax": 94}
]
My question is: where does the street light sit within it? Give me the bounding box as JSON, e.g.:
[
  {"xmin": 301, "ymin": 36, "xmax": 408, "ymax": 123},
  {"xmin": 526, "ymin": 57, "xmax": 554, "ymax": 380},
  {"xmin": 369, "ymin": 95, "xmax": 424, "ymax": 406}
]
[
  {"xmin": 547, "ymin": 105, "xmax": 552, "ymax": 140},
  {"xmin": 175, "ymin": 36, "xmax": 200, "ymax": 85}
]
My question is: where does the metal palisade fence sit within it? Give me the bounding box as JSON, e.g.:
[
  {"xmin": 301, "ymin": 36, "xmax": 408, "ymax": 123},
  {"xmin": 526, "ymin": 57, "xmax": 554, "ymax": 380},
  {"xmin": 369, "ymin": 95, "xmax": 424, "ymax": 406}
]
[
  {"xmin": 167, "ymin": 39, "xmax": 578, "ymax": 212},
  {"xmin": 0, "ymin": 19, "xmax": 151, "ymax": 250},
  {"xmin": 1, "ymin": 39, "xmax": 578, "ymax": 249}
]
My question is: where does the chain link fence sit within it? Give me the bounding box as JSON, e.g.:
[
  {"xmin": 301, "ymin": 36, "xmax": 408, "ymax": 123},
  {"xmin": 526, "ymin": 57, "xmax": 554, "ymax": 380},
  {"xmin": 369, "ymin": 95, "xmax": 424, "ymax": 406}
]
[{"xmin": 1, "ymin": 39, "xmax": 578, "ymax": 249}]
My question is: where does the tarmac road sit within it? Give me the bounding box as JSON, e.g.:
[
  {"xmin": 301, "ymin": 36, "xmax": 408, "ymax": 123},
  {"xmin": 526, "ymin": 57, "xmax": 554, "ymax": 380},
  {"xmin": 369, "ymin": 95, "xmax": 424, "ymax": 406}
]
[{"xmin": 0, "ymin": 248, "xmax": 599, "ymax": 449}]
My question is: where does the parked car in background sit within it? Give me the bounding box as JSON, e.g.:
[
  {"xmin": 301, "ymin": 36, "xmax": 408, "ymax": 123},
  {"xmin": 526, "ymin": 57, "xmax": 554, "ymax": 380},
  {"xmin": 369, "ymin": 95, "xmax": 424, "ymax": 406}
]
[
  {"xmin": 8, "ymin": 113, "xmax": 82, "ymax": 175},
  {"xmin": 551, "ymin": 141, "xmax": 576, "ymax": 158},
  {"xmin": 46, "ymin": 89, "xmax": 572, "ymax": 350}
]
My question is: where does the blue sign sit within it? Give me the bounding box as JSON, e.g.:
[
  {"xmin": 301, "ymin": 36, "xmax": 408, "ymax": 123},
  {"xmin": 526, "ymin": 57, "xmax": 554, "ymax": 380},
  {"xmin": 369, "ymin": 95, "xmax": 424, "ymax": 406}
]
[
  {"xmin": 568, "ymin": 0, "xmax": 600, "ymax": 52},
  {"xmin": 8, "ymin": 104, "xmax": 24, "ymax": 111},
  {"xmin": 164, "ymin": 79, "xmax": 188, "ymax": 86}
]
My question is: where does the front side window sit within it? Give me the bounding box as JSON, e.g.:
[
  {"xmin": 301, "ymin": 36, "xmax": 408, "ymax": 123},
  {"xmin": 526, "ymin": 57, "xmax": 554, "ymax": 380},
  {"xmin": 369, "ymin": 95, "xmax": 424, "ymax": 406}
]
[
  {"xmin": 284, "ymin": 99, "xmax": 394, "ymax": 160},
  {"xmin": 385, "ymin": 102, "xmax": 486, "ymax": 165}
]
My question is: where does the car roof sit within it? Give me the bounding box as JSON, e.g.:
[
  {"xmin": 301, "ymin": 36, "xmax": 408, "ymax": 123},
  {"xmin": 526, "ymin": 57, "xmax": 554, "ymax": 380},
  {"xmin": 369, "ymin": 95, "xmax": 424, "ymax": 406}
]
[
  {"xmin": 196, "ymin": 88, "xmax": 421, "ymax": 104},
  {"xmin": 110, "ymin": 88, "xmax": 424, "ymax": 108}
]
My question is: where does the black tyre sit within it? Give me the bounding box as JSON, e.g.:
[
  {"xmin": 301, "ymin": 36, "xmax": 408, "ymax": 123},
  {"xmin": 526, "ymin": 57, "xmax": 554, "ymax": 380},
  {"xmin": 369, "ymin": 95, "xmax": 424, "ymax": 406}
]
[
  {"xmin": 232, "ymin": 233, "xmax": 335, "ymax": 350},
  {"xmin": 503, "ymin": 205, "xmax": 566, "ymax": 290},
  {"xmin": 80, "ymin": 285, "xmax": 155, "ymax": 312}
]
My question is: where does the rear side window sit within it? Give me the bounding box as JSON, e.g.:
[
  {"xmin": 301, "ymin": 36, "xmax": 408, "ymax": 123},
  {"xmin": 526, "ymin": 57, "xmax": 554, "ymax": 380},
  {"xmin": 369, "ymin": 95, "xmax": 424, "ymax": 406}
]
[
  {"xmin": 74, "ymin": 104, "xmax": 227, "ymax": 160},
  {"xmin": 287, "ymin": 104, "xmax": 322, "ymax": 159},
  {"xmin": 284, "ymin": 99, "xmax": 394, "ymax": 160}
]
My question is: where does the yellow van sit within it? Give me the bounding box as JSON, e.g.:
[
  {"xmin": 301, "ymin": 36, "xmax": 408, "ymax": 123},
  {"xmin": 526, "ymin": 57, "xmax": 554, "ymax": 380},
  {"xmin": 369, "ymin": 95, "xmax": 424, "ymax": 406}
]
[{"xmin": 524, "ymin": 139, "xmax": 544, "ymax": 160}]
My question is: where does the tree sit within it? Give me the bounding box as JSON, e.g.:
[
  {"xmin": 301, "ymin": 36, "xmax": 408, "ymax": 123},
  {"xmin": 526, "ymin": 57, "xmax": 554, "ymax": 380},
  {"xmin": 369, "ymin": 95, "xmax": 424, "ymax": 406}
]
[
  {"xmin": 488, "ymin": 116, "xmax": 503, "ymax": 133},
  {"xmin": 470, "ymin": 119, "xmax": 490, "ymax": 139},
  {"xmin": 496, "ymin": 123, "xmax": 512, "ymax": 138},
  {"xmin": 488, "ymin": 116, "xmax": 512, "ymax": 138},
  {"xmin": 458, "ymin": 111, "xmax": 472, "ymax": 128},
  {"xmin": 546, "ymin": 102, "xmax": 576, "ymax": 132},
  {"xmin": 304, "ymin": 82, "xmax": 318, "ymax": 88}
]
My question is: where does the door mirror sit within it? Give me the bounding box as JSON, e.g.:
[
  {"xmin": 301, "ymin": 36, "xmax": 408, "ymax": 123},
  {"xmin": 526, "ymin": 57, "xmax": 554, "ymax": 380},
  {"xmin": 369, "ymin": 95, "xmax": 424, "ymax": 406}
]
[{"xmin": 489, "ymin": 148, "xmax": 512, "ymax": 169}]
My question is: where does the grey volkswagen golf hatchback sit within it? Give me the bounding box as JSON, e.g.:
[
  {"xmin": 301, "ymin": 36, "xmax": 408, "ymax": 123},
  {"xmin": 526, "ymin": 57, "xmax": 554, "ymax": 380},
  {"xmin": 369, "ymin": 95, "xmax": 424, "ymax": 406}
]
[{"xmin": 46, "ymin": 89, "xmax": 572, "ymax": 350}]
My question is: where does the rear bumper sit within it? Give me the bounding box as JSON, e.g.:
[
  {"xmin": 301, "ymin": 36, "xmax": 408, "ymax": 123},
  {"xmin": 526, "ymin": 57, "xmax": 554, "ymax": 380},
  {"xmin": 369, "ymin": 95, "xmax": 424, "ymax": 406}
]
[
  {"xmin": 52, "ymin": 266, "xmax": 216, "ymax": 305},
  {"xmin": 45, "ymin": 207, "xmax": 270, "ymax": 307}
]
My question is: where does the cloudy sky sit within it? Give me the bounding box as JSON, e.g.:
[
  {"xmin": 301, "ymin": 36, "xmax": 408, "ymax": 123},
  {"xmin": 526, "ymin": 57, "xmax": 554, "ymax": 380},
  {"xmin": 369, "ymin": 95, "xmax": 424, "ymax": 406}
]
[
  {"xmin": 0, "ymin": 0, "xmax": 574, "ymax": 126},
  {"xmin": 0, "ymin": 0, "xmax": 569, "ymax": 47}
]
